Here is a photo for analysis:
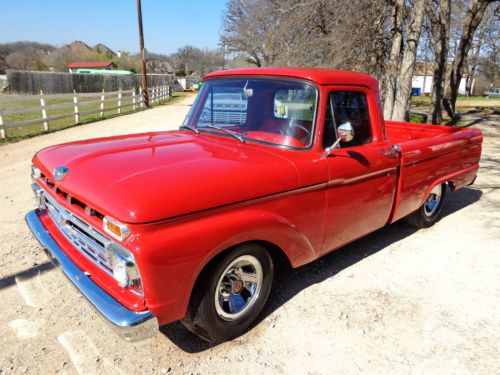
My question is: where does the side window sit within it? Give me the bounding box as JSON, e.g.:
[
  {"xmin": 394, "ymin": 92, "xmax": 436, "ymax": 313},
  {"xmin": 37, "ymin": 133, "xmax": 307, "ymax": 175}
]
[{"xmin": 330, "ymin": 91, "xmax": 372, "ymax": 147}]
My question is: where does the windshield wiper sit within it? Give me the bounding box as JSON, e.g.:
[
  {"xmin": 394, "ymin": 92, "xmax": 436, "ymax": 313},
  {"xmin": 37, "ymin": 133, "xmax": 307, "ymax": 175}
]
[
  {"xmin": 206, "ymin": 124, "xmax": 245, "ymax": 143},
  {"xmin": 179, "ymin": 125, "xmax": 200, "ymax": 134}
]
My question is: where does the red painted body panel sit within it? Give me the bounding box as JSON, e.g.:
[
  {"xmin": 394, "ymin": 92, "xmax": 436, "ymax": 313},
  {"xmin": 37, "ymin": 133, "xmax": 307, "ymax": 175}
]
[
  {"xmin": 385, "ymin": 121, "xmax": 483, "ymax": 221},
  {"xmin": 30, "ymin": 68, "xmax": 483, "ymax": 326}
]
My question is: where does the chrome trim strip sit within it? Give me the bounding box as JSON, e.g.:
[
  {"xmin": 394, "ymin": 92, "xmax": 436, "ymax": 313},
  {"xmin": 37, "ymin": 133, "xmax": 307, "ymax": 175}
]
[{"xmin": 25, "ymin": 210, "xmax": 158, "ymax": 342}]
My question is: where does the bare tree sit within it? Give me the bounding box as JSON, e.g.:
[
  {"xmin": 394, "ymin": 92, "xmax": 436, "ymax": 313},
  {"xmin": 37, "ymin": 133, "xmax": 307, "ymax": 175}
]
[
  {"xmin": 427, "ymin": 0, "xmax": 451, "ymax": 124},
  {"xmin": 464, "ymin": 4, "xmax": 499, "ymax": 95},
  {"xmin": 222, "ymin": 0, "xmax": 280, "ymax": 67},
  {"xmin": 222, "ymin": 0, "xmax": 390, "ymax": 75},
  {"xmin": 383, "ymin": 0, "xmax": 405, "ymax": 120},
  {"xmin": 168, "ymin": 46, "xmax": 221, "ymax": 76},
  {"xmin": 5, "ymin": 52, "xmax": 29, "ymax": 70},
  {"xmin": 392, "ymin": 0, "xmax": 427, "ymax": 121},
  {"xmin": 443, "ymin": 0, "xmax": 496, "ymax": 119}
]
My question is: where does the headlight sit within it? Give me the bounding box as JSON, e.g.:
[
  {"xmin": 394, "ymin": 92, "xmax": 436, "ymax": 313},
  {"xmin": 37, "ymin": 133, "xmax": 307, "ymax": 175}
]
[
  {"xmin": 103, "ymin": 216, "xmax": 130, "ymax": 241},
  {"xmin": 105, "ymin": 243, "xmax": 140, "ymax": 289},
  {"xmin": 31, "ymin": 165, "xmax": 41, "ymax": 181}
]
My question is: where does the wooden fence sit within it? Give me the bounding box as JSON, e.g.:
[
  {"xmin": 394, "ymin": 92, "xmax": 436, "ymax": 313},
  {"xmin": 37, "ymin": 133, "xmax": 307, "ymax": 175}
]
[
  {"xmin": 0, "ymin": 85, "xmax": 172, "ymax": 139},
  {"xmin": 6, "ymin": 70, "xmax": 175, "ymax": 94}
]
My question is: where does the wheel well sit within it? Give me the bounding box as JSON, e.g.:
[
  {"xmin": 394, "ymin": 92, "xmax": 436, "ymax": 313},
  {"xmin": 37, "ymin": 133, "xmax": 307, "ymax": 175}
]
[
  {"xmin": 202, "ymin": 240, "xmax": 291, "ymax": 276},
  {"xmin": 189, "ymin": 240, "xmax": 291, "ymax": 305}
]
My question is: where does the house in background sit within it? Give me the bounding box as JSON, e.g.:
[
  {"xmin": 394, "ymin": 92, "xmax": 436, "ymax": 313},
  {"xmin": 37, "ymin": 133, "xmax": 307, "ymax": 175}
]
[
  {"xmin": 67, "ymin": 61, "xmax": 117, "ymax": 73},
  {"xmin": 411, "ymin": 75, "xmax": 468, "ymax": 96},
  {"xmin": 411, "ymin": 62, "xmax": 478, "ymax": 96}
]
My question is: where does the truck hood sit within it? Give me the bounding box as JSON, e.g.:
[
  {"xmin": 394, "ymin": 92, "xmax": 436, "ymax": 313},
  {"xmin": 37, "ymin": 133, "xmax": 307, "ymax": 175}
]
[{"xmin": 33, "ymin": 131, "xmax": 299, "ymax": 223}]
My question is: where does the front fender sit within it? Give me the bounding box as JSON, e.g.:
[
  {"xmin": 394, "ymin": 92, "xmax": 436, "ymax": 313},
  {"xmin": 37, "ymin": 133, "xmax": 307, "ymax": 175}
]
[{"xmin": 127, "ymin": 204, "xmax": 322, "ymax": 325}]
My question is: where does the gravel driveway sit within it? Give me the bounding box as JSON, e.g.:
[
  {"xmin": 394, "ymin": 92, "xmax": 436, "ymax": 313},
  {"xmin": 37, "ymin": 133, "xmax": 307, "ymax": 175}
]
[{"xmin": 1, "ymin": 99, "xmax": 498, "ymax": 374}]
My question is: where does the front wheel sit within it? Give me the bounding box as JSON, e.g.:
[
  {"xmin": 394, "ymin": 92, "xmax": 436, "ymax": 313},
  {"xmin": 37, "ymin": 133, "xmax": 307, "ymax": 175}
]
[
  {"xmin": 405, "ymin": 183, "xmax": 447, "ymax": 228},
  {"xmin": 182, "ymin": 244, "xmax": 274, "ymax": 342}
]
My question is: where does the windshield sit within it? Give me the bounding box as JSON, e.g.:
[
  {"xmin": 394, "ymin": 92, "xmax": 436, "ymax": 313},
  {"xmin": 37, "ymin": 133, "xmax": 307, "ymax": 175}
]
[{"xmin": 182, "ymin": 77, "xmax": 318, "ymax": 149}]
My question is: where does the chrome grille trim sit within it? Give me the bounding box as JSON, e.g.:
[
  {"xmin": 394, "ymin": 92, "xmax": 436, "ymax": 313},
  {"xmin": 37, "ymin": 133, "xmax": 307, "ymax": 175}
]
[{"xmin": 33, "ymin": 183, "xmax": 116, "ymax": 276}]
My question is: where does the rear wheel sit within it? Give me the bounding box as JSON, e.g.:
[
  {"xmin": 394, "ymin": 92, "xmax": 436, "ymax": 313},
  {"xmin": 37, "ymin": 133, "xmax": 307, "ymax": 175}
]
[
  {"xmin": 182, "ymin": 244, "xmax": 273, "ymax": 342},
  {"xmin": 405, "ymin": 183, "xmax": 446, "ymax": 228}
]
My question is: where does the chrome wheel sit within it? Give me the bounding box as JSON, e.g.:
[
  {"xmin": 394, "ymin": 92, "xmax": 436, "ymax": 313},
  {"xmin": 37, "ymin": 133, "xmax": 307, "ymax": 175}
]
[
  {"xmin": 214, "ymin": 255, "xmax": 263, "ymax": 321},
  {"xmin": 424, "ymin": 185, "xmax": 443, "ymax": 216}
]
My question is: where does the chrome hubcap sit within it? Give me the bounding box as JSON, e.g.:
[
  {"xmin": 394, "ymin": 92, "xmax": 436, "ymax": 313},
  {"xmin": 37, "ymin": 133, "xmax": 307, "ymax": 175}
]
[
  {"xmin": 215, "ymin": 255, "xmax": 263, "ymax": 321},
  {"xmin": 424, "ymin": 185, "xmax": 442, "ymax": 216}
]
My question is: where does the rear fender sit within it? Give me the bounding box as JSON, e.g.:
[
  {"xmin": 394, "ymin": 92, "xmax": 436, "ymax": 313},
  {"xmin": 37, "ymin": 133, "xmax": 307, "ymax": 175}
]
[{"xmin": 420, "ymin": 164, "xmax": 479, "ymax": 205}]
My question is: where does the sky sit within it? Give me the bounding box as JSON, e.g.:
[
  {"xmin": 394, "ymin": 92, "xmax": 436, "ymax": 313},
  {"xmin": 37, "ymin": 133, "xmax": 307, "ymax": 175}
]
[{"xmin": 0, "ymin": 0, "xmax": 227, "ymax": 54}]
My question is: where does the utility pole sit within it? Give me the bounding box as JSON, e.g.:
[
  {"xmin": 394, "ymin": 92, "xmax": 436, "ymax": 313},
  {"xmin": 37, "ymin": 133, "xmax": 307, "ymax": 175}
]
[{"xmin": 137, "ymin": 0, "xmax": 149, "ymax": 107}]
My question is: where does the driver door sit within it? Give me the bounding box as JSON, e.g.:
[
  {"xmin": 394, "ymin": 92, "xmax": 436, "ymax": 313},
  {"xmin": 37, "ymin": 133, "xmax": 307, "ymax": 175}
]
[{"xmin": 321, "ymin": 87, "xmax": 398, "ymax": 253}]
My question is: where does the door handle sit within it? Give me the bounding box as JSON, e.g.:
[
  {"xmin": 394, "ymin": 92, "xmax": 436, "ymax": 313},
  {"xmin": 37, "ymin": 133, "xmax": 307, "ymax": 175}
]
[{"xmin": 382, "ymin": 148, "xmax": 396, "ymax": 158}]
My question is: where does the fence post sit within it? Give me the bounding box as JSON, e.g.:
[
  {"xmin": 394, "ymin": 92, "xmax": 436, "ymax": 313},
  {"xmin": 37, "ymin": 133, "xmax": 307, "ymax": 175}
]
[
  {"xmin": 100, "ymin": 89, "xmax": 105, "ymax": 118},
  {"xmin": 132, "ymin": 87, "xmax": 136, "ymax": 111},
  {"xmin": 40, "ymin": 90, "xmax": 49, "ymax": 131},
  {"xmin": 73, "ymin": 90, "xmax": 79, "ymax": 124},
  {"xmin": 0, "ymin": 110, "xmax": 5, "ymax": 139},
  {"xmin": 118, "ymin": 88, "xmax": 122, "ymax": 114},
  {"xmin": 139, "ymin": 86, "xmax": 144, "ymax": 108}
]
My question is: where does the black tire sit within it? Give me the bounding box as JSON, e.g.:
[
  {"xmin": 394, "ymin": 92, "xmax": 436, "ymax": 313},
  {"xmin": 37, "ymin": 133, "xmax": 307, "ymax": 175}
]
[
  {"xmin": 405, "ymin": 183, "xmax": 447, "ymax": 228},
  {"xmin": 181, "ymin": 243, "xmax": 274, "ymax": 342}
]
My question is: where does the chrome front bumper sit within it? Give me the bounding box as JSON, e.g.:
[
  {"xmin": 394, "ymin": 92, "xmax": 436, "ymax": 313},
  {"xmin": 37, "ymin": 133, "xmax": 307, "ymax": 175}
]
[{"xmin": 25, "ymin": 210, "xmax": 159, "ymax": 342}]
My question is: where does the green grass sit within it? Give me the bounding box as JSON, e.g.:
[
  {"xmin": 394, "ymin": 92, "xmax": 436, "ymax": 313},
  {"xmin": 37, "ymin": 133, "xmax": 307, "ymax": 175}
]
[
  {"xmin": 410, "ymin": 95, "xmax": 499, "ymax": 126},
  {"xmin": 0, "ymin": 92, "xmax": 188, "ymax": 143},
  {"xmin": 411, "ymin": 95, "xmax": 500, "ymax": 110},
  {"xmin": 409, "ymin": 113, "xmax": 427, "ymax": 123}
]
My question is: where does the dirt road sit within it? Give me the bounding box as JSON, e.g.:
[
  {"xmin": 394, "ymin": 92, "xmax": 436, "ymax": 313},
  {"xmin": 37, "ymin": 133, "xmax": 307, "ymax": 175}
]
[{"xmin": 1, "ymin": 98, "xmax": 499, "ymax": 374}]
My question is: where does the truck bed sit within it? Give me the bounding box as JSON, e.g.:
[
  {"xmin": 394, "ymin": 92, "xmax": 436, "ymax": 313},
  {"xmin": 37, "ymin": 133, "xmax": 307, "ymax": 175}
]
[{"xmin": 385, "ymin": 121, "xmax": 483, "ymax": 222}]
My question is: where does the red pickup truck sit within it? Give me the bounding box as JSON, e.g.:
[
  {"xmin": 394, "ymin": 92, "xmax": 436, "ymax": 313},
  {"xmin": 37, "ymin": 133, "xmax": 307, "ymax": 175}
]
[{"xmin": 26, "ymin": 68, "xmax": 482, "ymax": 343}]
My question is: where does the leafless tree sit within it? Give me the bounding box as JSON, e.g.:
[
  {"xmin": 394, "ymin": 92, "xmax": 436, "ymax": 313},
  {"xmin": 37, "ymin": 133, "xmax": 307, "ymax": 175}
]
[
  {"xmin": 427, "ymin": 0, "xmax": 451, "ymax": 124},
  {"xmin": 169, "ymin": 46, "xmax": 221, "ymax": 76},
  {"xmin": 383, "ymin": 0, "xmax": 405, "ymax": 120},
  {"xmin": 464, "ymin": 4, "xmax": 499, "ymax": 95},
  {"xmin": 5, "ymin": 52, "xmax": 29, "ymax": 70},
  {"xmin": 391, "ymin": 0, "xmax": 427, "ymax": 121},
  {"xmin": 443, "ymin": 0, "xmax": 497, "ymax": 119}
]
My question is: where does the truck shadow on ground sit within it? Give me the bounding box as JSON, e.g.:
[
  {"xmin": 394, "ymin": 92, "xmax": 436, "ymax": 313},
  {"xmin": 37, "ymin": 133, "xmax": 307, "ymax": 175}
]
[{"xmin": 160, "ymin": 186, "xmax": 482, "ymax": 353}]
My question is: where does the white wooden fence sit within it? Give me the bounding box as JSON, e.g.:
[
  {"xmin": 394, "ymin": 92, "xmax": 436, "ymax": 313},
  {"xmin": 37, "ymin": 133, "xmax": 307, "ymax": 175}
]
[{"xmin": 0, "ymin": 85, "xmax": 172, "ymax": 139}]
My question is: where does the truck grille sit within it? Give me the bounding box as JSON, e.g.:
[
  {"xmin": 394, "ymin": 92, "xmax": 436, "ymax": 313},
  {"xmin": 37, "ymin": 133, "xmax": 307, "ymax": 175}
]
[{"xmin": 36, "ymin": 184, "xmax": 114, "ymax": 276}]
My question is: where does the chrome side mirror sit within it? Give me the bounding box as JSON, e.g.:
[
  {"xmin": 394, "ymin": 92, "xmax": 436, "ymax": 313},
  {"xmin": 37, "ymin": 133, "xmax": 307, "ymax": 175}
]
[
  {"xmin": 337, "ymin": 122, "xmax": 354, "ymax": 142},
  {"xmin": 324, "ymin": 122, "xmax": 355, "ymax": 155}
]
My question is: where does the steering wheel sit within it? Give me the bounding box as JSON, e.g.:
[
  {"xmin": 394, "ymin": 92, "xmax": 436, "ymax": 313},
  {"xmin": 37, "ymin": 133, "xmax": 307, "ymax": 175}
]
[{"xmin": 286, "ymin": 123, "xmax": 312, "ymax": 142}]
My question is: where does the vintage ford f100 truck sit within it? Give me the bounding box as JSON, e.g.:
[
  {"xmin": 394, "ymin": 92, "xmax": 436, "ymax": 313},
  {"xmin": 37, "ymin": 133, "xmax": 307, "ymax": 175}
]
[{"xmin": 26, "ymin": 68, "xmax": 482, "ymax": 342}]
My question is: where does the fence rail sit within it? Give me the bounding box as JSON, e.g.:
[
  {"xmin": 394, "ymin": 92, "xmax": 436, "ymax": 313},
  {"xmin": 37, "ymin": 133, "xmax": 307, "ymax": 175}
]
[{"xmin": 0, "ymin": 85, "xmax": 172, "ymax": 138}]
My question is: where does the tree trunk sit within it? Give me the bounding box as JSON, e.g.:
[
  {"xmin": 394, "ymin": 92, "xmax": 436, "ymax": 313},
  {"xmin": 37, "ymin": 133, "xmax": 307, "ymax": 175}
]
[
  {"xmin": 392, "ymin": 0, "xmax": 426, "ymax": 121},
  {"xmin": 443, "ymin": 0, "xmax": 493, "ymax": 119},
  {"xmin": 465, "ymin": 31, "xmax": 484, "ymax": 96},
  {"xmin": 383, "ymin": 0, "xmax": 404, "ymax": 120},
  {"xmin": 428, "ymin": 0, "xmax": 451, "ymax": 125}
]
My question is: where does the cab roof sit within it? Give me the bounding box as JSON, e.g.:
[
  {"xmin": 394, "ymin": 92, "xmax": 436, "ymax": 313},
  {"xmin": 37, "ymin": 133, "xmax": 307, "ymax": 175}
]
[{"xmin": 204, "ymin": 67, "xmax": 378, "ymax": 86}]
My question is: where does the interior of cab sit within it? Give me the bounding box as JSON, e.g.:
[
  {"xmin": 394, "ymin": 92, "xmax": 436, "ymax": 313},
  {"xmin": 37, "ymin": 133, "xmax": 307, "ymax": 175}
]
[{"xmin": 184, "ymin": 77, "xmax": 317, "ymax": 149}]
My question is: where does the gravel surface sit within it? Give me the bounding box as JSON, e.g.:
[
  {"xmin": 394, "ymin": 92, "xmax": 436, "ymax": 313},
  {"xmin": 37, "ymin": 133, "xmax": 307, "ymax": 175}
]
[{"xmin": 0, "ymin": 99, "xmax": 498, "ymax": 374}]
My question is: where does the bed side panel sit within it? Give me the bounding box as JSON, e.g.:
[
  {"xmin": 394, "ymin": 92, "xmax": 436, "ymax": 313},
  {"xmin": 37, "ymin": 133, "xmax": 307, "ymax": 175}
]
[{"xmin": 390, "ymin": 125, "xmax": 482, "ymax": 222}]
